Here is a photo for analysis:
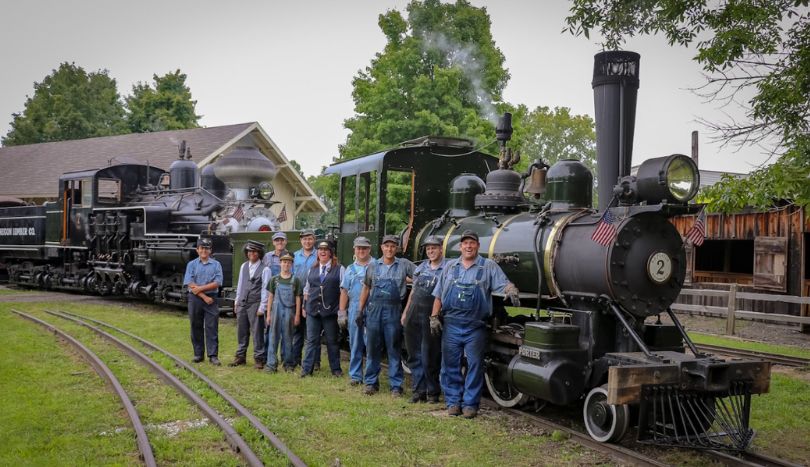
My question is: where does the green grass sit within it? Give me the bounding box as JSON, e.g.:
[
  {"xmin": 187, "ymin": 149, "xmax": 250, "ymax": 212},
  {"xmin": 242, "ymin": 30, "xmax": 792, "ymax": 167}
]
[
  {"xmin": 0, "ymin": 286, "xmax": 28, "ymax": 296},
  {"xmin": 689, "ymin": 332, "xmax": 810, "ymax": 360},
  {"xmin": 749, "ymin": 373, "xmax": 810, "ymax": 463},
  {"xmin": 1, "ymin": 301, "xmax": 609, "ymax": 466}
]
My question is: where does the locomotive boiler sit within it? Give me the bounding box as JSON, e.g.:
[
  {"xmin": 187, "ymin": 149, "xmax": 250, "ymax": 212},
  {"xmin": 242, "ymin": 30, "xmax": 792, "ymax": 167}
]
[
  {"xmin": 0, "ymin": 142, "xmax": 283, "ymax": 306},
  {"xmin": 325, "ymin": 51, "xmax": 771, "ymax": 450}
]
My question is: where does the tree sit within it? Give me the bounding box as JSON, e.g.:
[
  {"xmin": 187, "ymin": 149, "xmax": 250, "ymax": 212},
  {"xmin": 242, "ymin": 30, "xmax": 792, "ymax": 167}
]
[
  {"xmin": 340, "ymin": 0, "xmax": 509, "ymax": 159},
  {"xmin": 513, "ymin": 105, "xmax": 596, "ymax": 171},
  {"xmin": 125, "ymin": 70, "xmax": 200, "ymax": 133},
  {"xmin": 565, "ymin": 0, "xmax": 810, "ymax": 211},
  {"xmin": 3, "ymin": 63, "xmax": 128, "ymax": 146}
]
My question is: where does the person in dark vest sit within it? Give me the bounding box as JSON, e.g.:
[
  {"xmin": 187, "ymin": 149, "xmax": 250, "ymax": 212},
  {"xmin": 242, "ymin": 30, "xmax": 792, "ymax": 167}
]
[
  {"xmin": 301, "ymin": 240, "xmax": 345, "ymax": 377},
  {"xmin": 356, "ymin": 235, "xmax": 415, "ymax": 396},
  {"xmin": 401, "ymin": 235, "xmax": 446, "ymax": 403},
  {"xmin": 230, "ymin": 240, "xmax": 270, "ymax": 368},
  {"xmin": 431, "ymin": 230, "xmax": 520, "ymax": 418},
  {"xmin": 183, "ymin": 237, "xmax": 224, "ymax": 365},
  {"xmin": 292, "ymin": 229, "xmax": 319, "ymax": 370},
  {"xmin": 265, "ymin": 253, "xmax": 302, "ymax": 372}
]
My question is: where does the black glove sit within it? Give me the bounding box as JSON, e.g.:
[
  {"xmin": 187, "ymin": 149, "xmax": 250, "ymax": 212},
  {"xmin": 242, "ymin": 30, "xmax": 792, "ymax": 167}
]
[
  {"xmin": 429, "ymin": 315, "xmax": 443, "ymax": 336},
  {"xmin": 505, "ymin": 284, "xmax": 521, "ymax": 308},
  {"xmin": 355, "ymin": 312, "xmax": 365, "ymax": 329}
]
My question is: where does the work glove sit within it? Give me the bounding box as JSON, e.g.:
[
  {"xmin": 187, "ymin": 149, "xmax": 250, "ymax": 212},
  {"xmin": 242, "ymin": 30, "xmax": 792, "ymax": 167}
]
[
  {"xmin": 429, "ymin": 315, "xmax": 443, "ymax": 336},
  {"xmin": 337, "ymin": 310, "xmax": 348, "ymax": 330},
  {"xmin": 504, "ymin": 284, "xmax": 521, "ymax": 308},
  {"xmin": 355, "ymin": 312, "xmax": 365, "ymax": 329}
]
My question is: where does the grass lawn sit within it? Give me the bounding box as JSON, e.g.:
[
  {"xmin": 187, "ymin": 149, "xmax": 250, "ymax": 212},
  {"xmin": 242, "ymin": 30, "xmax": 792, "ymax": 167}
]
[
  {"xmin": 688, "ymin": 332, "xmax": 810, "ymax": 360},
  {"xmin": 1, "ymin": 301, "xmax": 610, "ymax": 466}
]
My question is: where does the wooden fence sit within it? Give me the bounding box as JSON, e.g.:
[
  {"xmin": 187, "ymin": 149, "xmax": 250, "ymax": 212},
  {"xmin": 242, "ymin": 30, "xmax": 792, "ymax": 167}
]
[{"xmin": 671, "ymin": 284, "xmax": 810, "ymax": 335}]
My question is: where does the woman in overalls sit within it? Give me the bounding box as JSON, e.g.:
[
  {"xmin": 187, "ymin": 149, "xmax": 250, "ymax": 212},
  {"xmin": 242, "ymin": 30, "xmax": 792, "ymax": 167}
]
[
  {"xmin": 430, "ymin": 230, "xmax": 520, "ymax": 419},
  {"xmin": 356, "ymin": 235, "xmax": 415, "ymax": 396},
  {"xmin": 265, "ymin": 253, "xmax": 301, "ymax": 372},
  {"xmin": 401, "ymin": 235, "xmax": 447, "ymax": 403}
]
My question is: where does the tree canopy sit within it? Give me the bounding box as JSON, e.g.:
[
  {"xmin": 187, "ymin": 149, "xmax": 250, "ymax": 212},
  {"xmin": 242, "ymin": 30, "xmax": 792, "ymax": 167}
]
[
  {"xmin": 125, "ymin": 70, "xmax": 200, "ymax": 133},
  {"xmin": 3, "ymin": 63, "xmax": 128, "ymax": 146},
  {"xmin": 339, "ymin": 0, "xmax": 509, "ymax": 159},
  {"xmin": 566, "ymin": 0, "xmax": 810, "ymax": 211}
]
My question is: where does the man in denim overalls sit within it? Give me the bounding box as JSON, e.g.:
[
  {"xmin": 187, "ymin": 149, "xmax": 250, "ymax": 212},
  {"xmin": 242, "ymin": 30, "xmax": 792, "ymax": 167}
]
[
  {"xmin": 401, "ymin": 235, "xmax": 446, "ymax": 403},
  {"xmin": 338, "ymin": 236, "xmax": 374, "ymax": 385},
  {"xmin": 265, "ymin": 253, "xmax": 302, "ymax": 372},
  {"xmin": 357, "ymin": 234, "xmax": 415, "ymax": 396},
  {"xmin": 431, "ymin": 230, "xmax": 520, "ymax": 418},
  {"xmin": 292, "ymin": 229, "xmax": 318, "ymax": 369}
]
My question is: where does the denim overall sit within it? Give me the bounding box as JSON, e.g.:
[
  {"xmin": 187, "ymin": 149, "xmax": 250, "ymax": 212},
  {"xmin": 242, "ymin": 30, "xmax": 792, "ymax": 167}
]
[
  {"xmin": 440, "ymin": 257, "xmax": 488, "ymax": 410},
  {"xmin": 344, "ymin": 262, "xmax": 369, "ymax": 383},
  {"xmin": 404, "ymin": 263, "xmax": 443, "ymax": 397},
  {"xmin": 363, "ymin": 261, "xmax": 404, "ymax": 390},
  {"xmin": 266, "ymin": 278, "xmax": 295, "ymax": 371}
]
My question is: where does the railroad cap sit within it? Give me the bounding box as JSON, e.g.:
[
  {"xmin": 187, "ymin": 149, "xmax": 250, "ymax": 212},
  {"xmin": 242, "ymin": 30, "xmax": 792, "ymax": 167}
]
[
  {"xmin": 244, "ymin": 240, "xmax": 265, "ymax": 252},
  {"xmin": 272, "ymin": 231, "xmax": 287, "ymax": 241},
  {"xmin": 280, "ymin": 253, "xmax": 294, "ymax": 262},
  {"xmin": 317, "ymin": 240, "xmax": 334, "ymax": 250},
  {"xmin": 421, "ymin": 235, "xmax": 442, "ymax": 247},
  {"xmin": 353, "ymin": 236, "xmax": 372, "ymax": 248},
  {"xmin": 381, "ymin": 234, "xmax": 399, "ymax": 245},
  {"xmin": 197, "ymin": 237, "xmax": 213, "ymax": 249},
  {"xmin": 459, "ymin": 230, "xmax": 479, "ymax": 243},
  {"xmin": 299, "ymin": 229, "xmax": 315, "ymax": 238}
]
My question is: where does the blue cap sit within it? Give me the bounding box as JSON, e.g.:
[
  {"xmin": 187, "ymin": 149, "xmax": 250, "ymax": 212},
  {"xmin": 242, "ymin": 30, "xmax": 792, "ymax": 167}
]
[{"xmin": 272, "ymin": 231, "xmax": 287, "ymax": 240}]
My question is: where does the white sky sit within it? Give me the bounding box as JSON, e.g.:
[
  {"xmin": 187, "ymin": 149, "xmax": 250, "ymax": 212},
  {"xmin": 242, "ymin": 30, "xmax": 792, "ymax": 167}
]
[{"xmin": 1, "ymin": 0, "xmax": 772, "ymax": 178}]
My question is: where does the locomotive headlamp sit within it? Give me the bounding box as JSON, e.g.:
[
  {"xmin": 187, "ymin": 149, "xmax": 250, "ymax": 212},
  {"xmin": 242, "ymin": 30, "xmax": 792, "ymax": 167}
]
[
  {"xmin": 256, "ymin": 182, "xmax": 274, "ymax": 200},
  {"xmin": 635, "ymin": 154, "xmax": 699, "ymax": 204}
]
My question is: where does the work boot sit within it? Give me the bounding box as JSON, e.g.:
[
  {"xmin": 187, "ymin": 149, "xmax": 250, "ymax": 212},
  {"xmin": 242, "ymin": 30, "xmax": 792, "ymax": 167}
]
[
  {"xmin": 265, "ymin": 365, "xmax": 278, "ymax": 373},
  {"xmin": 363, "ymin": 385, "xmax": 378, "ymax": 395},
  {"xmin": 229, "ymin": 356, "xmax": 246, "ymax": 367},
  {"xmin": 447, "ymin": 406, "xmax": 462, "ymax": 417},
  {"xmin": 300, "ymin": 371, "xmax": 312, "ymax": 378},
  {"xmin": 427, "ymin": 393, "xmax": 440, "ymax": 403},
  {"xmin": 462, "ymin": 407, "xmax": 478, "ymax": 419},
  {"xmin": 209, "ymin": 357, "xmax": 221, "ymax": 366},
  {"xmin": 409, "ymin": 392, "xmax": 426, "ymax": 403},
  {"xmin": 349, "ymin": 379, "xmax": 361, "ymax": 386},
  {"xmin": 192, "ymin": 355, "xmax": 204, "ymax": 363},
  {"xmin": 254, "ymin": 360, "xmax": 265, "ymax": 370},
  {"xmin": 332, "ymin": 370, "xmax": 343, "ymax": 377},
  {"xmin": 391, "ymin": 387, "xmax": 403, "ymax": 397}
]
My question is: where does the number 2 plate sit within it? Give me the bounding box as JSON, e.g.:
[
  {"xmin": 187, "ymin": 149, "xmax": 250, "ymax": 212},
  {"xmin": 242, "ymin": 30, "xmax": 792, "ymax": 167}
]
[{"xmin": 647, "ymin": 251, "xmax": 672, "ymax": 284}]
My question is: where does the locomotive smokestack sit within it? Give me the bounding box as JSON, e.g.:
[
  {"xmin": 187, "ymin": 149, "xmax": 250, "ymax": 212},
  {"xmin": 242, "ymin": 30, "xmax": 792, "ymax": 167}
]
[{"xmin": 592, "ymin": 51, "xmax": 640, "ymax": 211}]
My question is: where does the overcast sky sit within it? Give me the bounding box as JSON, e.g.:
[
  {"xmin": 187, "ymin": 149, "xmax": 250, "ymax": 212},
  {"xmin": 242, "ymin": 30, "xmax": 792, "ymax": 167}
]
[{"xmin": 1, "ymin": 0, "xmax": 771, "ymax": 178}]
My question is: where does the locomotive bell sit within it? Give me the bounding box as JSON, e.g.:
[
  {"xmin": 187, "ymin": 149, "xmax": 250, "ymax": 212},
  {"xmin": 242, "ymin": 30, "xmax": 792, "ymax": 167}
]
[
  {"xmin": 525, "ymin": 163, "xmax": 547, "ymax": 198},
  {"xmin": 213, "ymin": 146, "xmax": 278, "ymax": 201}
]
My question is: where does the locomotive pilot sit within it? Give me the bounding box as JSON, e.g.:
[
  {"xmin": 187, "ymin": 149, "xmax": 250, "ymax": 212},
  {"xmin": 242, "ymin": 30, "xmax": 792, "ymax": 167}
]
[
  {"xmin": 265, "ymin": 253, "xmax": 302, "ymax": 372},
  {"xmin": 183, "ymin": 237, "xmax": 224, "ymax": 366},
  {"xmin": 292, "ymin": 229, "xmax": 319, "ymax": 370},
  {"xmin": 431, "ymin": 230, "xmax": 520, "ymax": 418},
  {"xmin": 301, "ymin": 240, "xmax": 345, "ymax": 377},
  {"xmin": 356, "ymin": 235, "xmax": 415, "ymax": 396},
  {"xmin": 401, "ymin": 235, "xmax": 447, "ymax": 403},
  {"xmin": 230, "ymin": 240, "xmax": 270, "ymax": 369},
  {"xmin": 337, "ymin": 236, "xmax": 375, "ymax": 385}
]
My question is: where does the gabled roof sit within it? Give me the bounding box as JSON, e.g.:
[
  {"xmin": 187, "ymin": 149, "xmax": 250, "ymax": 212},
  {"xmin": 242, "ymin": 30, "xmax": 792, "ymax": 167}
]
[{"xmin": 0, "ymin": 123, "xmax": 326, "ymax": 213}]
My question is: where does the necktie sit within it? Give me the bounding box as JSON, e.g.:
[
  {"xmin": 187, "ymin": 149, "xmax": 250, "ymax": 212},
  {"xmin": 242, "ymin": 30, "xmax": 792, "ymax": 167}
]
[{"xmin": 320, "ymin": 265, "xmax": 327, "ymax": 282}]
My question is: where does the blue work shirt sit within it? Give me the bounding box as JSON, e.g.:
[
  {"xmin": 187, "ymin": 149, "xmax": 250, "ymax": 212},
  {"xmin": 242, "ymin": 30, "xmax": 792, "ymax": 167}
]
[
  {"xmin": 293, "ymin": 248, "xmax": 317, "ymax": 284},
  {"xmin": 363, "ymin": 257, "xmax": 415, "ymax": 301},
  {"xmin": 262, "ymin": 249, "xmax": 289, "ymax": 277},
  {"xmin": 432, "ymin": 255, "xmax": 510, "ymax": 319},
  {"xmin": 340, "ymin": 259, "xmax": 374, "ymax": 311},
  {"xmin": 183, "ymin": 257, "xmax": 224, "ymax": 296},
  {"xmin": 413, "ymin": 258, "xmax": 448, "ymax": 288}
]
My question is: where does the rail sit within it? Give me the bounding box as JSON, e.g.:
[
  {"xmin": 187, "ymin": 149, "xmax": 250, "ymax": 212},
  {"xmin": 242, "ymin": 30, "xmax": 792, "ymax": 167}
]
[
  {"xmin": 673, "ymin": 284, "xmax": 810, "ymax": 335},
  {"xmin": 10, "ymin": 309, "xmax": 157, "ymax": 467}
]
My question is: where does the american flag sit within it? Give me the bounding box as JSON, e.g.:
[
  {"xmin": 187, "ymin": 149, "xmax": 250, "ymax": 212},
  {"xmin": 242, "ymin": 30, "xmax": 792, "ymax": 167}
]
[
  {"xmin": 685, "ymin": 208, "xmax": 706, "ymax": 246},
  {"xmin": 277, "ymin": 205, "xmax": 288, "ymax": 223},
  {"xmin": 232, "ymin": 204, "xmax": 244, "ymax": 221},
  {"xmin": 591, "ymin": 209, "xmax": 618, "ymax": 246}
]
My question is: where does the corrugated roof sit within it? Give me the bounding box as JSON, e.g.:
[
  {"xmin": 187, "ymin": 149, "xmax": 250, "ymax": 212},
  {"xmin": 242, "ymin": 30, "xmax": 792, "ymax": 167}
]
[{"xmin": 1, "ymin": 123, "xmax": 254, "ymax": 198}]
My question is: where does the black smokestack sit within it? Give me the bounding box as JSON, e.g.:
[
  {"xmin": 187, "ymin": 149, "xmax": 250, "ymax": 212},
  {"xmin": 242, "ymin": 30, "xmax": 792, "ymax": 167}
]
[{"xmin": 592, "ymin": 51, "xmax": 640, "ymax": 211}]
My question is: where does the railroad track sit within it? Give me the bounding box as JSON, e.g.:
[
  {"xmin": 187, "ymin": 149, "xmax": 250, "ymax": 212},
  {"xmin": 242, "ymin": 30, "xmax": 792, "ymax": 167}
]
[
  {"xmin": 11, "ymin": 307, "xmax": 307, "ymax": 466},
  {"xmin": 706, "ymin": 448, "xmax": 806, "ymax": 467},
  {"xmin": 695, "ymin": 343, "xmax": 810, "ymax": 368}
]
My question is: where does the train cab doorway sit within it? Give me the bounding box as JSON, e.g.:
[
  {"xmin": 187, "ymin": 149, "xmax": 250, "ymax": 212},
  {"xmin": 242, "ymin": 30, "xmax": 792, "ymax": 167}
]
[{"xmin": 51, "ymin": 174, "xmax": 93, "ymax": 247}]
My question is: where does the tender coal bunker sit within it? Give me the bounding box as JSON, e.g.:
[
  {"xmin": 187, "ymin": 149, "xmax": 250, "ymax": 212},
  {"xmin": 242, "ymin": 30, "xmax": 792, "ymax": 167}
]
[{"xmin": 694, "ymin": 239, "xmax": 754, "ymax": 274}]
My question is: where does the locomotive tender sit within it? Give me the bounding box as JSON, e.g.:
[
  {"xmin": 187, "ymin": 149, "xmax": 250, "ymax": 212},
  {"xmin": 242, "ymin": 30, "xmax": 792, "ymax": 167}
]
[
  {"xmin": 0, "ymin": 142, "xmax": 283, "ymax": 306},
  {"xmin": 324, "ymin": 52, "xmax": 771, "ymax": 450}
]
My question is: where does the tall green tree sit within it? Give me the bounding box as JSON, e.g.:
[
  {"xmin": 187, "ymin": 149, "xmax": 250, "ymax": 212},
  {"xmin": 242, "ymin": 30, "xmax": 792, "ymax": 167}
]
[
  {"xmin": 125, "ymin": 70, "xmax": 200, "ymax": 133},
  {"xmin": 513, "ymin": 105, "xmax": 596, "ymax": 171},
  {"xmin": 3, "ymin": 63, "xmax": 128, "ymax": 146},
  {"xmin": 340, "ymin": 0, "xmax": 509, "ymax": 159},
  {"xmin": 565, "ymin": 0, "xmax": 810, "ymax": 211}
]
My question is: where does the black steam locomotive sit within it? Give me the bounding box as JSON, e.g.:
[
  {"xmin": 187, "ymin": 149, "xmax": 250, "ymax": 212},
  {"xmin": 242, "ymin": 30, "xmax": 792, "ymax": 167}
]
[
  {"xmin": 323, "ymin": 51, "xmax": 771, "ymax": 451},
  {"xmin": 0, "ymin": 142, "xmax": 284, "ymax": 306}
]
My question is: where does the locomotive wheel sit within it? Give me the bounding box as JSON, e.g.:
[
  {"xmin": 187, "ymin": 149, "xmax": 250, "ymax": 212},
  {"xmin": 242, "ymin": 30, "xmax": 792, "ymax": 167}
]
[
  {"xmin": 484, "ymin": 362, "xmax": 529, "ymax": 408},
  {"xmin": 583, "ymin": 385, "xmax": 629, "ymax": 443}
]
